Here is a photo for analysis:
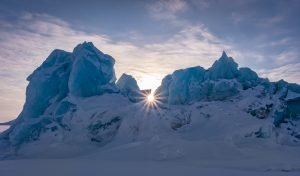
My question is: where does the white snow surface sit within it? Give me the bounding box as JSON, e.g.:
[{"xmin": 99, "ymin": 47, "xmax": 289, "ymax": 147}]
[{"xmin": 1, "ymin": 89, "xmax": 300, "ymax": 175}]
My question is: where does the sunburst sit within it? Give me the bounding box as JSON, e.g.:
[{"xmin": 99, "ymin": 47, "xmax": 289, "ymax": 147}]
[
  {"xmin": 147, "ymin": 94, "xmax": 155, "ymax": 103},
  {"xmin": 138, "ymin": 90, "xmax": 164, "ymax": 112}
]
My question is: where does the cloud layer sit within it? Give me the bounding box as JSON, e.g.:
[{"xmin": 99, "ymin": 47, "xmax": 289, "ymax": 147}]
[{"xmin": 147, "ymin": 0, "xmax": 188, "ymax": 20}]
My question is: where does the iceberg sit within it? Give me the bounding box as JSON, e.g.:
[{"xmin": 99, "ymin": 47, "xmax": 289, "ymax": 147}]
[{"xmin": 1, "ymin": 42, "xmax": 300, "ymax": 159}]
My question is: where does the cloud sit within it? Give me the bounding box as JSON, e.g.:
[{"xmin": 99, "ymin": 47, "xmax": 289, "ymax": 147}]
[
  {"xmin": 257, "ymin": 37, "xmax": 292, "ymax": 48},
  {"xmin": 275, "ymin": 49, "xmax": 299, "ymax": 66},
  {"xmin": 258, "ymin": 16, "xmax": 284, "ymax": 28},
  {"xmin": 147, "ymin": 0, "xmax": 188, "ymax": 20},
  {"xmin": 144, "ymin": 25, "xmax": 236, "ymax": 68},
  {"xmin": 189, "ymin": 0, "xmax": 209, "ymax": 9},
  {"xmin": 259, "ymin": 63, "xmax": 300, "ymax": 84},
  {"xmin": 231, "ymin": 12, "xmax": 243, "ymax": 25}
]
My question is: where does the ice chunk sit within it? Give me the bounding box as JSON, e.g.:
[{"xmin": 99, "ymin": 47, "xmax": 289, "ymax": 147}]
[
  {"xmin": 4, "ymin": 49, "xmax": 73, "ymax": 146},
  {"xmin": 69, "ymin": 42, "xmax": 117, "ymax": 97},
  {"xmin": 260, "ymin": 78, "xmax": 277, "ymax": 95},
  {"xmin": 157, "ymin": 62, "xmax": 242, "ymax": 104},
  {"xmin": 206, "ymin": 51, "xmax": 239, "ymax": 80},
  {"xmin": 286, "ymin": 90, "xmax": 300, "ymax": 101},
  {"xmin": 117, "ymin": 74, "xmax": 141, "ymax": 102},
  {"xmin": 21, "ymin": 49, "xmax": 73, "ymax": 120},
  {"xmin": 276, "ymin": 79, "xmax": 288, "ymax": 91},
  {"xmin": 155, "ymin": 75, "xmax": 172, "ymax": 103},
  {"xmin": 273, "ymin": 104, "xmax": 288, "ymax": 127},
  {"xmin": 117, "ymin": 73, "xmax": 140, "ymax": 93},
  {"xmin": 210, "ymin": 79, "xmax": 241, "ymax": 100},
  {"xmin": 8, "ymin": 118, "xmax": 53, "ymax": 146},
  {"xmin": 169, "ymin": 66, "xmax": 206, "ymax": 104},
  {"xmin": 286, "ymin": 91, "xmax": 300, "ymax": 119},
  {"xmin": 237, "ymin": 67, "xmax": 259, "ymax": 89},
  {"xmin": 157, "ymin": 58, "xmax": 243, "ymax": 104},
  {"xmin": 272, "ymin": 80, "xmax": 300, "ymax": 98},
  {"xmin": 1, "ymin": 42, "xmax": 121, "ymax": 149},
  {"xmin": 288, "ymin": 83, "xmax": 300, "ymax": 93},
  {"xmin": 158, "ymin": 66, "xmax": 206, "ymax": 104}
]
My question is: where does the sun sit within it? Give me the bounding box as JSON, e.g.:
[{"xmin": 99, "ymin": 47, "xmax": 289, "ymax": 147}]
[
  {"xmin": 147, "ymin": 94, "xmax": 155, "ymax": 103},
  {"xmin": 140, "ymin": 90, "xmax": 163, "ymax": 111}
]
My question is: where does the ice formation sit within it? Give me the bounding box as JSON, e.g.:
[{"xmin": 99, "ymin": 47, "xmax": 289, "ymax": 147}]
[
  {"xmin": 69, "ymin": 42, "xmax": 118, "ymax": 97},
  {"xmin": 156, "ymin": 51, "xmax": 258, "ymax": 104},
  {"xmin": 0, "ymin": 42, "xmax": 121, "ymax": 151},
  {"xmin": 206, "ymin": 51, "xmax": 239, "ymax": 80},
  {"xmin": 116, "ymin": 73, "xmax": 142, "ymax": 102},
  {"xmin": 0, "ymin": 42, "xmax": 300, "ymax": 161}
]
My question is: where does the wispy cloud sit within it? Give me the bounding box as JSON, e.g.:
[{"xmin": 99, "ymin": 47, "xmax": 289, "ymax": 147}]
[
  {"xmin": 275, "ymin": 49, "xmax": 299, "ymax": 66},
  {"xmin": 257, "ymin": 37, "xmax": 292, "ymax": 48},
  {"xmin": 231, "ymin": 12, "xmax": 243, "ymax": 25},
  {"xmin": 258, "ymin": 16, "xmax": 284, "ymax": 28},
  {"xmin": 147, "ymin": 0, "xmax": 188, "ymax": 20},
  {"xmin": 259, "ymin": 63, "xmax": 300, "ymax": 84},
  {"xmin": 144, "ymin": 25, "xmax": 235, "ymax": 68}
]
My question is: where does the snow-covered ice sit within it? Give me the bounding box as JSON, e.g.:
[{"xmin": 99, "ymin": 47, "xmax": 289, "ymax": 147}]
[{"xmin": 1, "ymin": 42, "xmax": 300, "ymax": 176}]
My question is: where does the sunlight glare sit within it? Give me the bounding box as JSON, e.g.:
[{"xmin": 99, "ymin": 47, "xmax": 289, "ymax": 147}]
[
  {"xmin": 147, "ymin": 94, "xmax": 155, "ymax": 103},
  {"xmin": 138, "ymin": 76, "xmax": 161, "ymax": 91}
]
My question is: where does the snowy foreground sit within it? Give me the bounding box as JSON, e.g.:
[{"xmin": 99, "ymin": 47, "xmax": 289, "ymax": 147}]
[
  {"xmin": 1, "ymin": 157, "xmax": 300, "ymax": 176},
  {"xmin": 1, "ymin": 42, "xmax": 300, "ymax": 175},
  {"xmin": 0, "ymin": 97, "xmax": 300, "ymax": 176},
  {"xmin": 1, "ymin": 97, "xmax": 300, "ymax": 176},
  {"xmin": 1, "ymin": 100, "xmax": 300, "ymax": 176}
]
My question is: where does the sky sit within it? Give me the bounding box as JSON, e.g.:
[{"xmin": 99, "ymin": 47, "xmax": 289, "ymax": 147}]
[{"xmin": 0, "ymin": 0, "xmax": 300, "ymax": 122}]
